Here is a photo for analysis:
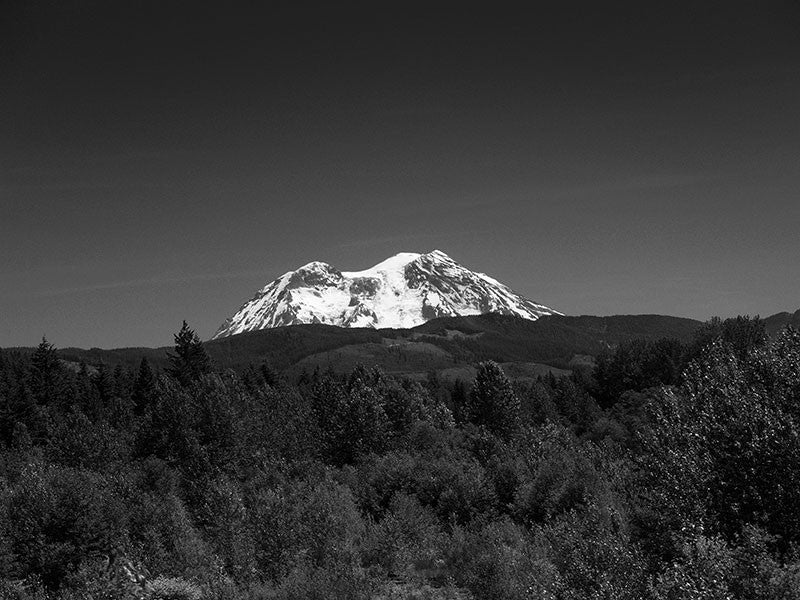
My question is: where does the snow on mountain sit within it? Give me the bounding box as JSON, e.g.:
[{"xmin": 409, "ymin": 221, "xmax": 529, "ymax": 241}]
[{"xmin": 211, "ymin": 250, "xmax": 562, "ymax": 339}]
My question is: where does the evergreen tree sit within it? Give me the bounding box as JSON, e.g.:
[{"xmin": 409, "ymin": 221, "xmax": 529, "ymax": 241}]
[
  {"xmin": 594, "ymin": 337, "xmax": 685, "ymax": 408},
  {"xmin": 311, "ymin": 366, "xmax": 388, "ymax": 465},
  {"xmin": 466, "ymin": 361, "xmax": 521, "ymax": 438},
  {"xmin": 296, "ymin": 367, "xmax": 311, "ymax": 387},
  {"xmin": 553, "ymin": 375, "xmax": 601, "ymax": 435},
  {"xmin": 11, "ymin": 421, "xmax": 33, "ymax": 453},
  {"xmin": 75, "ymin": 364, "xmax": 102, "ymax": 422},
  {"xmin": 0, "ymin": 385, "xmax": 36, "ymax": 446},
  {"xmin": 521, "ymin": 380, "xmax": 559, "ymax": 425},
  {"xmin": 259, "ymin": 360, "xmax": 280, "ymax": 387},
  {"xmin": 29, "ymin": 336, "xmax": 66, "ymax": 406},
  {"xmin": 93, "ymin": 364, "xmax": 114, "ymax": 406},
  {"xmin": 132, "ymin": 357, "xmax": 156, "ymax": 415},
  {"xmin": 450, "ymin": 378, "xmax": 469, "ymax": 424},
  {"xmin": 30, "ymin": 337, "xmax": 60, "ymax": 378},
  {"xmin": 377, "ymin": 376, "xmax": 423, "ymax": 434},
  {"xmin": 167, "ymin": 321, "xmax": 212, "ymax": 385},
  {"xmin": 111, "ymin": 364, "xmax": 131, "ymax": 399}
]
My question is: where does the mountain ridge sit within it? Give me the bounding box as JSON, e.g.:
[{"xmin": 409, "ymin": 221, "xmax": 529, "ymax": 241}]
[
  {"xmin": 212, "ymin": 250, "xmax": 561, "ymax": 338},
  {"xmin": 764, "ymin": 309, "xmax": 800, "ymax": 336},
  {"xmin": 35, "ymin": 313, "xmax": 703, "ymax": 376},
  {"xmin": 11, "ymin": 309, "xmax": 799, "ymax": 380}
]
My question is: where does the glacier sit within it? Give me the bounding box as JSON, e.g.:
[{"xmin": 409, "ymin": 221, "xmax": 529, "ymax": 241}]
[{"xmin": 212, "ymin": 250, "xmax": 562, "ymax": 339}]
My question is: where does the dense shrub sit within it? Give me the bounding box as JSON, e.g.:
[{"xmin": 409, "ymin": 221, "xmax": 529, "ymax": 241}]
[
  {"xmin": 355, "ymin": 451, "xmax": 497, "ymax": 526},
  {"xmin": 149, "ymin": 576, "xmax": 203, "ymax": 600},
  {"xmin": 246, "ymin": 471, "xmax": 366, "ymax": 581},
  {"xmin": 362, "ymin": 492, "xmax": 443, "ymax": 578},
  {"xmin": 4, "ymin": 464, "xmax": 127, "ymax": 589}
]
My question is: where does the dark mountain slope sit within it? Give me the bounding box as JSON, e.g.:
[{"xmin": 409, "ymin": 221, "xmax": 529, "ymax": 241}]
[
  {"xmin": 764, "ymin": 309, "xmax": 800, "ymax": 336},
  {"xmin": 409, "ymin": 313, "xmax": 701, "ymax": 368},
  {"xmin": 30, "ymin": 313, "xmax": 703, "ymax": 375}
]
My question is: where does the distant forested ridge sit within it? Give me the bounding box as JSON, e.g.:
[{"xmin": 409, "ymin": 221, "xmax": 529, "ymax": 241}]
[
  {"xmin": 1, "ymin": 314, "xmax": 800, "ymax": 599},
  {"xmin": 42, "ymin": 313, "xmax": 703, "ymax": 377}
]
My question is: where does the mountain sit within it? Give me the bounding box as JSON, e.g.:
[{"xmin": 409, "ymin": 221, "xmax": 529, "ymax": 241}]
[
  {"xmin": 764, "ymin": 309, "xmax": 800, "ymax": 336},
  {"xmin": 212, "ymin": 250, "xmax": 561, "ymax": 339}
]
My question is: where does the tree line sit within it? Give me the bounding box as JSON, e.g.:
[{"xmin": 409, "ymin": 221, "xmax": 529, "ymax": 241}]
[{"xmin": 1, "ymin": 316, "xmax": 799, "ymax": 599}]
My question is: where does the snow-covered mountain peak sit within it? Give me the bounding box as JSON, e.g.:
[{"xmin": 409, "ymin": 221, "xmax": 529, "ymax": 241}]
[
  {"xmin": 342, "ymin": 252, "xmax": 422, "ymax": 278},
  {"xmin": 424, "ymin": 249, "xmax": 455, "ymax": 261},
  {"xmin": 212, "ymin": 250, "xmax": 562, "ymax": 339},
  {"xmin": 296, "ymin": 260, "xmax": 337, "ymax": 272}
]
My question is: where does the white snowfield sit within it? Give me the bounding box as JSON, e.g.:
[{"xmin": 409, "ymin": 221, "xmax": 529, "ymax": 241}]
[{"xmin": 212, "ymin": 250, "xmax": 562, "ymax": 339}]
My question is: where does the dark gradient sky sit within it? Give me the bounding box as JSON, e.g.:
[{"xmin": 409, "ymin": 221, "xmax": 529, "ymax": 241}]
[{"xmin": 2, "ymin": 2, "xmax": 799, "ymax": 348}]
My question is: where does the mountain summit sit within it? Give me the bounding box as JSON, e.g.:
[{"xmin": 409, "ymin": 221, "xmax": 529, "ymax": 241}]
[{"xmin": 212, "ymin": 250, "xmax": 562, "ymax": 339}]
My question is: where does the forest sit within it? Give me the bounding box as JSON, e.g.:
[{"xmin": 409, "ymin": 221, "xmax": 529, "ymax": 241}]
[{"xmin": 1, "ymin": 316, "xmax": 800, "ymax": 599}]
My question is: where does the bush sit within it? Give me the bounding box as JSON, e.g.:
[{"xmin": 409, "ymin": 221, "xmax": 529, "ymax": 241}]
[
  {"xmin": 0, "ymin": 579, "xmax": 47, "ymax": 600},
  {"xmin": 5, "ymin": 464, "xmax": 125, "ymax": 589},
  {"xmin": 542, "ymin": 504, "xmax": 649, "ymax": 600},
  {"xmin": 267, "ymin": 559, "xmax": 378, "ymax": 600},
  {"xmin": 374, "ymin": 581, "xmax": 473, "ymax": 600},
  {"xmin": 443, "ymin": 520, "xmax": 559, "ymax": 600},
  {"xmin": 149, "ymin": 576, "xmax": 203, "ymax": 600},
  {"xmin": 356, "ymin": 452, "xmax": 497, "ymax": 527},
  {"xmin": 362, "ymin": 493, "xmax": 443, "ymax": 578},
  {"xmin": 247, "ymin": 471, "xmax": 366, "ymax": 581}
]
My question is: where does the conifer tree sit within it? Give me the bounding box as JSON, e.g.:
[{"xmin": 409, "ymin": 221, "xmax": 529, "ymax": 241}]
[
  {"xmin": 93, "ymin": 364, "xmax": 114, "ymax": 406},
  {"xmin": 167, "ymin": 321, "xmax": 212, "ymax": 385},
  {"xmin": 11, "ymin": 421, "xmax": 32, "ymax": 453},
  {"xmin": 29, "ymin": 336, "xmax": 65, "ymax": 406},
  {"xmin": 0, "ymin": 385, "xmax": 41, "ymax": 446},
  {"xmin": 466, "ymin": 361, "xmax": 521, "ymax": 438},
  {"xmin": 311, "ymin": 366, "xmax": 388, "ymax": 465},
  {"xmin": 132, "ymin": 357, "xmax": 156, "ymax": 414},
  {"xmin": 30, "ymin": 336, "xmax": 59, "ymax": 377},
  {"xmin": 259, "ymin": 361, "xmax": 280, "ymax": 387},
  {"xmin": 450, "ymin": 378, "xmax": 469, "ymax": 423}
]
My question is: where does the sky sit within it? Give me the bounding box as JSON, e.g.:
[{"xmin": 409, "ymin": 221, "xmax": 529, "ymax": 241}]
[{"xmin": 2, "ymin": 1, "xmax": 799, "ymax": 348}]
